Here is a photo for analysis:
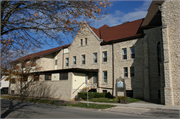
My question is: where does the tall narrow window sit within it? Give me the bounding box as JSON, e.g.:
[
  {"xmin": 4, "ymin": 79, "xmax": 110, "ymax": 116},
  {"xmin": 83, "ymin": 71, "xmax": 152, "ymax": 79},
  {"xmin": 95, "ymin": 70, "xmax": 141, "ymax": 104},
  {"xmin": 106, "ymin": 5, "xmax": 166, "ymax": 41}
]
[
  {"xmin": 122, "ymin": 48, "xmax": 127, "ymax": 60},
  {"xmin": 157, "ymin": 42, "xmax": 161, "ymax": 76},
  {"xmin": 103, "ymin": 51, "xmax": 107, "ymax": 62},
  {"xmin": 103, "ymin": 71, "xmax": 107, "ymax": 83},
  {"xmin": 85, "ymin": 38, "xmax": 87, "ymax": 45},
  {"xmin": 55, "ymin": 60, "xmax": 57, "ymax": 65},
  {"xmin": 124, "ymin": 67, "xmax": 128, "ymax": 78},
  {"xmin": 93, "ymin": 52, "xmax": 97, "ymax": 63},
  {"xmin": 73, "ymin": 56, "xmax": 76, "ymax": 65},
  {"xmin": 45, "ymin": 74, "xmax": 51, "ymax": 80},
  {"xmin": 81, "ymin": 39, "xmax": 83, "ymax": 46},
  {"xmin": 66, "ymin": 58, "xmax": 69, "ymax": 67},
  {"xmin": 82, "ymin": 55, "xmax": 85, "ymax": 64},
  {"xmin": 130, "ymin": 67, "xmax": 134, "ymax": 77},
  {"xmin": 93, "ymin": 73, "xmax": 98, "ymax": 83},
  {"xmin": 130, "ymin": 47, "xmax": 135, "ymax": 59}
]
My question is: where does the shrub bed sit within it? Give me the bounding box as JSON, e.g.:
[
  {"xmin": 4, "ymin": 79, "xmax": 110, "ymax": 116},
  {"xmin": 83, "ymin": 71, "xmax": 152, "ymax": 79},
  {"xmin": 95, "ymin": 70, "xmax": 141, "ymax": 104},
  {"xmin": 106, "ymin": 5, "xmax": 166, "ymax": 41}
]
[{"xmin": 78, "ymin": 92, "xmax": 114, "ymax": 100}]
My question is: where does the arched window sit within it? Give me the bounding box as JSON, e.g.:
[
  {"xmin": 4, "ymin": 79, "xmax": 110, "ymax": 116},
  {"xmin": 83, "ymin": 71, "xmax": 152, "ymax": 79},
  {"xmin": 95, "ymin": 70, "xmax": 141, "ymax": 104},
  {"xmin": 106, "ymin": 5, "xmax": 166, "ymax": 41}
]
[{"xmin": 157, "ymin": 42, "xmax": 161, "ymax": 76}]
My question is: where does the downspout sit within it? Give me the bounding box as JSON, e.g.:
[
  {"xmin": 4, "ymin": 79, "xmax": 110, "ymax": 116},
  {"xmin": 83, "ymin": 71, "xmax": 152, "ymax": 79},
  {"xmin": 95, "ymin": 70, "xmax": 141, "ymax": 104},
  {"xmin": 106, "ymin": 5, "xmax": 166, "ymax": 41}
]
[{"xmin": 112, "ymin": 42, "xmax": 114, "ymax": 96}]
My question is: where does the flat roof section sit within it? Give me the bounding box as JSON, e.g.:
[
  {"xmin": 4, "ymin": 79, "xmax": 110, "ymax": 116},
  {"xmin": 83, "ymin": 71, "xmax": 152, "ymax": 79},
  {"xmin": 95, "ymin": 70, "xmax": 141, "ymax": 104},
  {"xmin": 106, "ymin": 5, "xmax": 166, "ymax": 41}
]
[{"xmin": 31, "ymin": 68, "xmax": 98, "ymax": 75}]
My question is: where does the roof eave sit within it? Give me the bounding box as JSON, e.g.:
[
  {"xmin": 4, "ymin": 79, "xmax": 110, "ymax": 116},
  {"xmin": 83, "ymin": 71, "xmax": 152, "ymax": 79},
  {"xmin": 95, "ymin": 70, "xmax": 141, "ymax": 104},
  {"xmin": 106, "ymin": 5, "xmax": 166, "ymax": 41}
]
[{"xmin": 100, "ymin": 34, "xmax": 145, "ymax": 46}]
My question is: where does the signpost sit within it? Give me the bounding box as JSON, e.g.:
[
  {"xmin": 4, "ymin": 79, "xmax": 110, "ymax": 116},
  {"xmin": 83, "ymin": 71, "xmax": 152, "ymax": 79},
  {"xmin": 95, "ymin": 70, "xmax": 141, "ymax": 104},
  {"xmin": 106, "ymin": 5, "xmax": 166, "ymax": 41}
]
[
  {"xmin": 86, "ymin": 75, "xmax": 89, "ymax": 106},
  {"xmin": 116, "ymin": 77, "xmax": 126, "ymax": 98}
]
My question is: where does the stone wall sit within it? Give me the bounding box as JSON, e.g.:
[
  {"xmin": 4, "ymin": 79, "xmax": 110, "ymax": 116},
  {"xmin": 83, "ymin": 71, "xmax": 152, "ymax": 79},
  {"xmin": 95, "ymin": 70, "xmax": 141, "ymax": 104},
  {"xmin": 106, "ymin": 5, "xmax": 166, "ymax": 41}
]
[
  {"xmin": 10, "ymin": 73, "xmax": 73, "ymax": 100},
  {"xmin": 161, "ymin": 0, "xmax": 180, "ymax": 105},
  {"xmin": 113, "ymin": 38, "xmax": 144, "ymax": 99},
  {"xmin": 144, "ymin": 27, "xmax": 161, "ymax": 102}
]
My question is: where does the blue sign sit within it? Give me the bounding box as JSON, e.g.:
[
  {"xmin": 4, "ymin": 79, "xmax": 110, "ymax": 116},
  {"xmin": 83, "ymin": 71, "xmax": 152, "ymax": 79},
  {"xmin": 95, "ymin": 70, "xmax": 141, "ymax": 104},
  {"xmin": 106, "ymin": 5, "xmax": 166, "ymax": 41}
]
[{"xmin": 117, "ymin": 81, "xmax": 123, "ymax": 88}]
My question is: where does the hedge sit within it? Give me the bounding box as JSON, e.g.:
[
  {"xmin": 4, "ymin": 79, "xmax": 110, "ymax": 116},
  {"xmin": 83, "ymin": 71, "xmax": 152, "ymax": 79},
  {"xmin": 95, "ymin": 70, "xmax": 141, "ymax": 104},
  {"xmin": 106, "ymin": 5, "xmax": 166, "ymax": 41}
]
[{"xmin": 78, "ymin": 92, "xmax": 114, "ymax": 100}]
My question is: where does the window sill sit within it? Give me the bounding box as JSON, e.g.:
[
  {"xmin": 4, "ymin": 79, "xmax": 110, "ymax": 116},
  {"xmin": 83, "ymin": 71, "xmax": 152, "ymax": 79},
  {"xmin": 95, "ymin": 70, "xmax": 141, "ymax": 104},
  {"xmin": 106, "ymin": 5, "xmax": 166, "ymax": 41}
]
[
  {"xmin": 102, "ymin": 82, "xmax": 107, "ymax": 85},
  {"xmin": 102, "ymin": 62, "xmax": 107, "ymax": 64}
]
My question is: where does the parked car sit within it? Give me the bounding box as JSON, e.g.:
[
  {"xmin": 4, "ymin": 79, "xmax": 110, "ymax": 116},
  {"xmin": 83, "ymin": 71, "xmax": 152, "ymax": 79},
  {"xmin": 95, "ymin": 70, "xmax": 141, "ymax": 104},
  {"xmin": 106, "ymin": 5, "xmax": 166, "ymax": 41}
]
[{"xmin": 1, "ymin": 87, "xmax": 8, "ymax": 94}]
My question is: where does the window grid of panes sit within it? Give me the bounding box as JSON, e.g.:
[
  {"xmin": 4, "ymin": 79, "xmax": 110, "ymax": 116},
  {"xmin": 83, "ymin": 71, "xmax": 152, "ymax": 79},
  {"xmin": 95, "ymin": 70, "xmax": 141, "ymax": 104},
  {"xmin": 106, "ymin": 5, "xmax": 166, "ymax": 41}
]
[
  {"xmin": 103, "ymin": 51, "xmax": 107, "ymax": 62},
  {"xmin": 122, "ymin": 48, "xmax": 127, "ymax": 60},
  {"xmin": 93, "ymin": 52, "xmax": 97, "ymax": 63},
  {"xmin": 124, "ymin": 67, "xmax": 128, "ymax": 77},
  {"xmin": 73, "ymin": 56, "xmax": 76, "ymax": 65},
  {"xmin": 130, "ymin": 47, "xmax": 135, "ymax": 59},
  {"xmin": 103, "ymin": 71, "xmax": 107, "ymax": 83},
  {"xmin": 82, "ymin": 55, "xmax": 85, "ymax": 64},
  {"xmin": 66, "ymin": 58, "xmax": 69, "ymax": 67}
]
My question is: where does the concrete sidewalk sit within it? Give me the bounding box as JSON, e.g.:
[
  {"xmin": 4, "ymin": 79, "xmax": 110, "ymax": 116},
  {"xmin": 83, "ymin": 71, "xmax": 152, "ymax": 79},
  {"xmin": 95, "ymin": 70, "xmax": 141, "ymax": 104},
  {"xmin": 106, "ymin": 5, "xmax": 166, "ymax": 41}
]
[
  {"xmin": 80, "ymin": 100, "xmax": 180, "ymax": 118},
  {"xmin": 80, "ymin": 100, "xmax": 180, "ymax": 111}
]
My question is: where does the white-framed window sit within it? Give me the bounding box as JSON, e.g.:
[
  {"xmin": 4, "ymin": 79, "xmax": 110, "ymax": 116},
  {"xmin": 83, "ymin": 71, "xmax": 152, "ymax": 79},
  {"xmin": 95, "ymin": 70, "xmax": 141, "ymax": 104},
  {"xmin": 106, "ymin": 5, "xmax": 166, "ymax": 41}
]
[
  {"xmin": 93, "ymin": 52, "xmax": 97, "ymax": 63},
  {"xmin": 122, "ymin": 48, "xmax": 127, "ymax": 60},
  {"xmin": 130, "ymin": 47, "xmax": 135, "ymax": 59},
  {"xmin": 73, "ymin": 56, "xmax": 76, "ymax": 65},
  {"xmin": 124, "ymin": 67, "xmax": 128, "ymax": 77},
  {"xmin": 93, "ymin": 73, "xmax": 98, "ymax": 84},
  {"xmin": 55, "ymin": 60, "xmax": 57, "ymax": 65},
  {"xmin": 130, "ymin": 67, "xmax": 134, "ymax": 77},
  {"xmin": 102, "ymin": 51, "xmax": 107, "ymax": 62},
  {"xmin": 81, "ymin": 39, "xmax": 83, "ymax": 46},
  {"xmin": 82, "ymin": 55, "xmax": 85, "ymax": 65},
  {"xmin": 85, "ymin": 38, "xmax": 87, "ymax": 45},
  {"xmin": 103, "ymin": 71, "xmax": 107, "ymax": 83},
  {"xmin": 66, "ymin": 58, "xmax": 69, "ymax": 67}
]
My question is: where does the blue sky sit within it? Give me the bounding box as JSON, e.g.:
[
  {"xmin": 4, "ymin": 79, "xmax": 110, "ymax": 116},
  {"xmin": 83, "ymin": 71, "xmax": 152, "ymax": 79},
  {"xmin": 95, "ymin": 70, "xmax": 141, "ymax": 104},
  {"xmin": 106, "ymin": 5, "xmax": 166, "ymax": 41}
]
[{"xmin": 40, "ymin": 0, "xmax": 152, "ymax": 52}]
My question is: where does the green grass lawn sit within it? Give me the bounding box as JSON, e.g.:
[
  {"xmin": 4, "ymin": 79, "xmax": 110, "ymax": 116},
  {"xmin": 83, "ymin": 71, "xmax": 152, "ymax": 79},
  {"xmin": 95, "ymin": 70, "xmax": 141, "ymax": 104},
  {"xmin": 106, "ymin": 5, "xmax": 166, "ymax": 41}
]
[
  {"xmin": 89, "ymin": 97, "xmax": 140, "ymax": 103},
  {"xmin": 1, "ymin": 95, "xmax": 116, "ymax": 109},
  {"xmin": 64, "ymin": 103, "xmax": 116, "ymax": 109},
  {"xmin": 127, "ymin": 97, "xmax": 141, "ymax": 103},
  {"xmin": 1, "ymin": 95, "xmax": 57, "ymax": 105}
]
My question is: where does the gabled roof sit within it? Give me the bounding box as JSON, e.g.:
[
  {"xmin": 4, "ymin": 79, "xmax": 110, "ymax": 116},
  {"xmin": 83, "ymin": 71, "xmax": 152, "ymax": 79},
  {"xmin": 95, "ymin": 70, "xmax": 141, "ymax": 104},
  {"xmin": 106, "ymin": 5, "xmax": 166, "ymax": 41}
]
[
  {"xmin": 90, "ymin": 19, "xmax": 144, "ymax": 42},
  {"xmin": 13, "ymin": 44, "xmax": 71, "ymax": 63},
  {"xmin": 141, "ymin": 0, "xmax": 164, "ymax": 29}
]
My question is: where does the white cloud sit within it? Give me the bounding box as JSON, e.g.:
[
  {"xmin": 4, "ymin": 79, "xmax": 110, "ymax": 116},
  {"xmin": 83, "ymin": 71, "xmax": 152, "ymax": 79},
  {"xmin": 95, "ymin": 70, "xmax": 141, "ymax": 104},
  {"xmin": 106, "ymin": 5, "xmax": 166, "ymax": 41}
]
[
  {"xmin": 135, "ymin": 0, "xmax": 152, "ymax": 11},
  {"xmin": 120, "ymin": 11, "xmax": 147, "ymax": 23},
  {"xmin": 91, "ymin": 1, "xmax": 151, "ymax": 28}
]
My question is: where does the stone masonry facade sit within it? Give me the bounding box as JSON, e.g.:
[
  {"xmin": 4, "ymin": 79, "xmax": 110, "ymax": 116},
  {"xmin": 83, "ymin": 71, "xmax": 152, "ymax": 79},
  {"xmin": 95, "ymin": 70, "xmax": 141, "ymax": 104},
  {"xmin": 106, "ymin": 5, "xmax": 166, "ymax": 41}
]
[{"xmin": 9, "ymin": 0, "xmax": 180, "ymax": 105}]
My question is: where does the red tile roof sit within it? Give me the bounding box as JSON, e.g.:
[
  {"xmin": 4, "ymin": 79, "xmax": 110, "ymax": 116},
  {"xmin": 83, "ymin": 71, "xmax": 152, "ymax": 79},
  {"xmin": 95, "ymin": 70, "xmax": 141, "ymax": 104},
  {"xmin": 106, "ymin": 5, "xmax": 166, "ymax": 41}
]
[
  {"xmin": 13, "ymin": 44, "xmax": 71, "ymax": 62},
  {"xmin": 90, "ymin": 19, "xmax": 144, "ymax": 42}
]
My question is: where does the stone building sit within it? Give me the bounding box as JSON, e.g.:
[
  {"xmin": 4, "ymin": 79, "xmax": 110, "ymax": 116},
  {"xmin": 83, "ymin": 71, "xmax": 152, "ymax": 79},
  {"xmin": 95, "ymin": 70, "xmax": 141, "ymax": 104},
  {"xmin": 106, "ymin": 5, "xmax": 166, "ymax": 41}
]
[{"xmin": 9, "ymin": 0, "xmax": 180, "ymax": 105}]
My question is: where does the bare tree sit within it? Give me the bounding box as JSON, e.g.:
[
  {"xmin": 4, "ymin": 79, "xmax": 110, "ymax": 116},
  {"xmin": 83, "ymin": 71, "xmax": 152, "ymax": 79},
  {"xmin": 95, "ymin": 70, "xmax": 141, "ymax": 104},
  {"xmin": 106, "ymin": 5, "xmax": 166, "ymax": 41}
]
[{"xmin": 1, "ymin": 1, "xmax": 111, "ymax": 50}]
